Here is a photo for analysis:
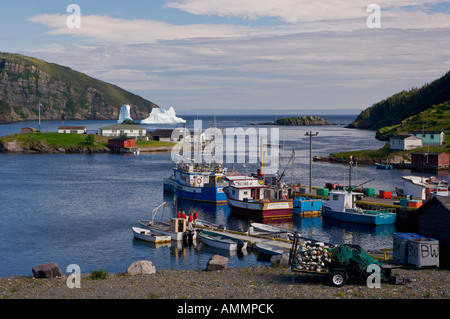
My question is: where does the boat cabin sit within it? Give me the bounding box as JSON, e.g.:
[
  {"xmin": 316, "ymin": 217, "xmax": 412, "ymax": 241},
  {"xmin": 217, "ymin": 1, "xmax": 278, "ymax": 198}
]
[
  {"xmin": 173, "ymin": 163, "xmax": 228, "ymax": 188},
  {"xmin": 325, "ymin": 190, "xmax": 364, "ymax": 212},
  {"xmin": 225, "ymin": 176, "xmax": 269, "ymax": 201},
  {"xmin": 401, "ymin": 175, "xmax": 449, "ymax": 200}
]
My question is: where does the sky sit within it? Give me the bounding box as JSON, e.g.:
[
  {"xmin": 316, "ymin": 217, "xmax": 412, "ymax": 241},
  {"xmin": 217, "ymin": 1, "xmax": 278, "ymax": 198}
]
[{"xmin": 1, "ymin": 0, "xmax": 450, "ymax": 115}]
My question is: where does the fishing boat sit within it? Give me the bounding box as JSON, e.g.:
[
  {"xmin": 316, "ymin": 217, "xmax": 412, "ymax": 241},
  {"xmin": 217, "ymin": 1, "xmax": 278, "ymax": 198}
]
[
  {"xmin": 375, "ymin": 163, "xmax": 393, "ymax": 170},
  {"xmin": 322, "ymin": 190, "xmax": 396, "ymax": 225},
  {"xmin": 198, "ymin": 230, "xmax": 247, "ymax": 251},
  {"xmin": 138, "ymin": 202, "xmax": 196, "ymax": 241},
  {"xmin": 255, "ymin": 243, "xmax": 290, "ymax": 256},
  {"xmin": 223, "ymin": 175, "xmax": 293, "ymax": 221},
  {"xmin": 163, "ymin": 162, "xmax": 229, "ymax": 204},
  {"xmin": 132, "ymin": 227, "xmax": 171, "ymax": 244},
  {"xmin": 401, "ymin": 175, "xmax": 449, "ymax": 200}
]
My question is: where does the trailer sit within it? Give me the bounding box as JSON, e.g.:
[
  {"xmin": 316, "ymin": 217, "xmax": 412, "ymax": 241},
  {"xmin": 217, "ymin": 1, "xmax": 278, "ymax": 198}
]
[{"xmin": 289, "ymin": 233, "xmax": 394, "ymax": 287}]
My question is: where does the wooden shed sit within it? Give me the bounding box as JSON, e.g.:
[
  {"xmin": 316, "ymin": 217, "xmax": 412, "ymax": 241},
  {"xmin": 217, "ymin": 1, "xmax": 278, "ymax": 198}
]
[
  {"xmin": 108, "ymin": 137, "xmax": 136, "ymax": 149},
  {"xmin": 20, "ymin": 127, "xmax": 37, "ymax": 134},
  {"xmin": 416, "ymin": 196, "xmax": 450, "ymax": 266},
  {"xmin": 411, "ymin": 151, "xmax": 449, "ymax": 169}
]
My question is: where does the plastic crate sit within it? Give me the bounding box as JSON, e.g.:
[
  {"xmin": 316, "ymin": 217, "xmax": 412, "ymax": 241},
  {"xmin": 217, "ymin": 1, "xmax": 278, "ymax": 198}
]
[
  {"xmin": 379, "ymin": 190, "xmax": 392, "ymax": 199},
  {"xmin": 316, "ymin": 188, "xmax": 329, "ymax": 197},
  {"xmin": 407, "ymin": 237, "xmax": 439, "ymax": 268},
  {"xmin": 393, "ymin": 233, "xmax": 423, "ymax": 264},
  {"xmin": 362, "ymin": 188, "xmax": 375, "ymax": 196}
]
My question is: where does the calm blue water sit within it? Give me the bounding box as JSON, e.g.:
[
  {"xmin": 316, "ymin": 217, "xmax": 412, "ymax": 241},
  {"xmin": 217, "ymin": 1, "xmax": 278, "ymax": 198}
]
[{"xmin": 0, "ymin": 114, "xmax": 448, "ymax": 277}]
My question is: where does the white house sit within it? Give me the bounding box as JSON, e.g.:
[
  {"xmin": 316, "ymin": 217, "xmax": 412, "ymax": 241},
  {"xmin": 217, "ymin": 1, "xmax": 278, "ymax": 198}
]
[
  {"xmin": 100, "ymin": 124, "xmax": 147, "ymax": 138},
  {"xmin": 58, "ymin": 126, "xmax": 87, "ymax": 134},
  {"xmin": 390, "ymin": 134, "xmax": 423, "ymax": 150}
]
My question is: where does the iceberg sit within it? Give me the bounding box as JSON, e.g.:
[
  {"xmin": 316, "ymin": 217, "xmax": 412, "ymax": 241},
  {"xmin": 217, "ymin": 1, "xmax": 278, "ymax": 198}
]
[
  {"xmin": 117, "ymin": 104, "xmax": 132, "ymax": 123},
  {"xmin": 140, "ymin": 107, "xmax": 186, "ymax": 124}
]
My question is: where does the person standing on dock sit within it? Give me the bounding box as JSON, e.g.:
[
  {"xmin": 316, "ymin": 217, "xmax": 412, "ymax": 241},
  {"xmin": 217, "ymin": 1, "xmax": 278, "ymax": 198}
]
[
  {"xmin": 187, "ymin": 214, "xmax": 193, "ymax": 230},
  {"xmin": 193, "ymin": 210, "xmax": 198, "ymax": 227}
]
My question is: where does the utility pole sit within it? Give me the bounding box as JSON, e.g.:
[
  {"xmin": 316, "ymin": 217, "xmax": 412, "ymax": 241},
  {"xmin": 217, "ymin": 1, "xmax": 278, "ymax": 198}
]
[
  {"xmin": 38, "ymin": 102, "xmax": 41, "ymax": 132},
  {"xmin": 305, "ymin": 131, "xmax": 318, "ymax": 194}
]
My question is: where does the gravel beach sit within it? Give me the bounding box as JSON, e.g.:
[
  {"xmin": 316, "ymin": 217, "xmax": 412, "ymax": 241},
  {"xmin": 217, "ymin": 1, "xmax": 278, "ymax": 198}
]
[{"xmin": 1, "ymin": 265, "xmax": 448, "ymax": 300}]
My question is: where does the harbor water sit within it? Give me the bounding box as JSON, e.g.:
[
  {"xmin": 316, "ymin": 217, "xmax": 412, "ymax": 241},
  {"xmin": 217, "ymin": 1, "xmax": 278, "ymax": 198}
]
[{"xmin": 0, "ymin": 114, "xmax": 448, "ymax": 277}]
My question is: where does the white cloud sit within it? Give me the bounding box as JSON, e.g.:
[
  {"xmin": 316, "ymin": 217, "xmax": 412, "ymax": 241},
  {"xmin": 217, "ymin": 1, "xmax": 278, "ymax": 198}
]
[
  {"xmin": 24, "ymin": 1, "xmax": 450, "ymax": 111},
  {"xmin": 165, "ymin": 0, "xmax": 446, "ymax": 23},
  {"xmin": 27, "ymin": 13, "xmax": 289, "ymax": 44}
]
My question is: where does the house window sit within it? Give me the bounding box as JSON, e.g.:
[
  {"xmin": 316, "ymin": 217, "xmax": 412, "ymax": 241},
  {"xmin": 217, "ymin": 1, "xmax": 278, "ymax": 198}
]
[
  {"xmin": 430, "ymin": 134, "xmax": 434, "ymax": 139},
  {"xmin": 243, "ymin": 191, "xmax": 248, "ymax": 195},
  {"xmin": 333, "ymin": 195, "xmax": 339, "ymax": 200}
]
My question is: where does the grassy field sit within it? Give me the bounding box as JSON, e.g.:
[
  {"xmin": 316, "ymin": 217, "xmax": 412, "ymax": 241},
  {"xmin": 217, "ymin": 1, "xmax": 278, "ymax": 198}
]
[
  {"xmin": 0, "ymin": 132, "xmax": 176, "ymax": 152},
  {"xmin": 0, "ymin": 132, "xmax": 106, "ymax": 149},
  {"xmin": 136, "ymin": 140, "xmax": 176, "ymax": 147}
]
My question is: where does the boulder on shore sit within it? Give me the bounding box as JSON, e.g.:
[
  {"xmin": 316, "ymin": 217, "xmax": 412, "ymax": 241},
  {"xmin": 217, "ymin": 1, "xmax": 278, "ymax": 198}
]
[
  {"xmin": 32, "ymin": 262, "xmax": 62, "ymax": 279},
  {"xmin": 206, "ymin": 254, "xmax": 228, "ymax": 271},
  {"xmin": 126, "ymin": 260, "xmax": 156, "ymax": 275}
]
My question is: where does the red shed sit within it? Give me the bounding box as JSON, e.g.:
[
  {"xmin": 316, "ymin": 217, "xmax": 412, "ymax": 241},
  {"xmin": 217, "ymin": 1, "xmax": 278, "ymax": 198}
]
[
  {"xmin": 411, "ymin": 152, "xmax": 449, "ymax": 168},
  {"xmin": 108, "ymin": 138, "xmax": 136, "ymax": 148}
]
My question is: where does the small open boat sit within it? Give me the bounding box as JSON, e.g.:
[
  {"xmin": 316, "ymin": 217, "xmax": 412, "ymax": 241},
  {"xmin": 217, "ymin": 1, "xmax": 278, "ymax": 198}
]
[
  {"xmin": 250, "ymin": 222, "xmax": 295, "ymax": 239},
  {"xmin": 255, "ymin": 243, "xmax": 290, "ymax": 256},
  {"xmin": 132, "ymin": 227, "xmax": 171, "ymax": 243},
  {"xmin": 198, "ymin": 230, "xmax": 247, "ymax": 251},
  {"xmin": 139, "ymin": 201, "xmax": 196, "ymax": 241},
  {"xmin": 375, "ymin": 163, "xmax": 393, "ymax": 170},
  {"xmin": 139, "ymin": 219, "xmax": 197, "ymax": 241}
]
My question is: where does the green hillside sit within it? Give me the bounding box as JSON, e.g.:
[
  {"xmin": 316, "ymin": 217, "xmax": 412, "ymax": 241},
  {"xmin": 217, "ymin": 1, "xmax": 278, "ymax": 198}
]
[
  {"xmin": 346, "ymin": 70, "xmax": 450, "ymax": 136},
  {"xmin": 376, "ymin": 101, "xmax": 450, "ymax": 140},
  {"xmin": 0, "ymin": 52, "xmax": 159, "ymax": 123}
]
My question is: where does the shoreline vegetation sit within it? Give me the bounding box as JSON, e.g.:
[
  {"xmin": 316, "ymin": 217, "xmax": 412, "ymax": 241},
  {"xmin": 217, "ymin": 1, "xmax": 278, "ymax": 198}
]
[
  {"xmin": 0, "ymin": 132, "xmax": 175, "ymax": 153},
  {"xmin": 316, "ymin": 139, "xmax": 450, "ymax": 166}
]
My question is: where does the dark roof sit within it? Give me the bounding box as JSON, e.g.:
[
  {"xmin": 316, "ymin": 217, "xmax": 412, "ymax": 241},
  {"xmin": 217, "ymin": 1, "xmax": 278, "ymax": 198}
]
[
  {"xmin": 152, "ymin": 128, "xmax": 191, "ymax": 137},
  {"xmin": 58, "ymin": 126, "xmax": 86, "ymax": 130},
  {"xmin": 108, "ymin": 137, "xmax": 135, "ymax": 141},
  {"xmin": 101, "ymin": 124, "xmax": 146, "ymax": 130},
  {"xmin": 409, "ymin": 130, "xmax": 444, "ymax": 135},
  {"xmin": 390, "ymin": 134, "xmax": 421, "ymax": 140},
  {"xmin": 417, "ymin": 195, "xmax": 450, "ymax": 213}
]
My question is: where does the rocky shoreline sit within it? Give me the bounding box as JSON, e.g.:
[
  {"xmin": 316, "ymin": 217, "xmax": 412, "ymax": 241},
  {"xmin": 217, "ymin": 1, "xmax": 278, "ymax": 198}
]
[
  {"xmin": 0, "ymin": 140, "xmax": 174, "ymax": 154},
  {"xmin": 249, "ymin": 115, "xmax": 332, "ymax": 126},
  {"xmin": 1, "ymin": 265, "xmax": 448, "ymax": 300}
]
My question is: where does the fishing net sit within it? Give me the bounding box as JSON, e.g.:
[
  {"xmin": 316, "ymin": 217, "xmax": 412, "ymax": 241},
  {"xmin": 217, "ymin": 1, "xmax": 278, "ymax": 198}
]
[{"xmin": 329, "ymin": 244, "xmax": 383, "ymax": 277}]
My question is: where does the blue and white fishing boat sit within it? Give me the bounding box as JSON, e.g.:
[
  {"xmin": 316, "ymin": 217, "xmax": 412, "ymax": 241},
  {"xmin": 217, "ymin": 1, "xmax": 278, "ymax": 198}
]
[
  {"xmin": 375, "ymin": 163, "xmax": 393, "ymax": 170},
  {"xmin": 322, "ymin": 190, "xmax": 396, "ymax": 225},
  {"xmin": 164, "ymin": 162, "xmax": 229, "ymax": 204}
]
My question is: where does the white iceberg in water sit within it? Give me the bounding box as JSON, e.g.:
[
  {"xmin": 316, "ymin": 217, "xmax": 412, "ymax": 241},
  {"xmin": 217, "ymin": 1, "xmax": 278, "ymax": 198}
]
[
  {"xmin": 140, "ymin": 107, "xmax": 186, "ymax": 124},
  {"xmin": 117, "ymin": 104, "xmax": 132, "ymax": 123}
]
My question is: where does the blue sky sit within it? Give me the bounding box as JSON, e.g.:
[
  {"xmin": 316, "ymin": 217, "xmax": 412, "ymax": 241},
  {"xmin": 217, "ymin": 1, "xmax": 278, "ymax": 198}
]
[{"xmin": 2, "ymin": 1, "xmax": 450, "ymax": 115}]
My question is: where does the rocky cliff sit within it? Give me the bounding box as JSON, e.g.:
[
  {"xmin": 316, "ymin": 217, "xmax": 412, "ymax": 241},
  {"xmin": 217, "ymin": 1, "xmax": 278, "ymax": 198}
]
[{"xmin": 0, "ymin": 52, "xmax": 159, "ymax": 124}]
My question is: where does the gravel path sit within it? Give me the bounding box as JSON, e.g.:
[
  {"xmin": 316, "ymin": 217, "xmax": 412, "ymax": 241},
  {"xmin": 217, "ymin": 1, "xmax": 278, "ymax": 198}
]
[{"xmin": 1, "ymin": 266, "xmax": 448, "ymax": 300}]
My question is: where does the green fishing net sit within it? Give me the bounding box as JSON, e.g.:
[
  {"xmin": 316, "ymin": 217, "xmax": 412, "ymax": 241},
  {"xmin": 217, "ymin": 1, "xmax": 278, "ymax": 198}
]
[{"xmin": 330, "ymin": 244, "xmax": 383, "ymax": 277}]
